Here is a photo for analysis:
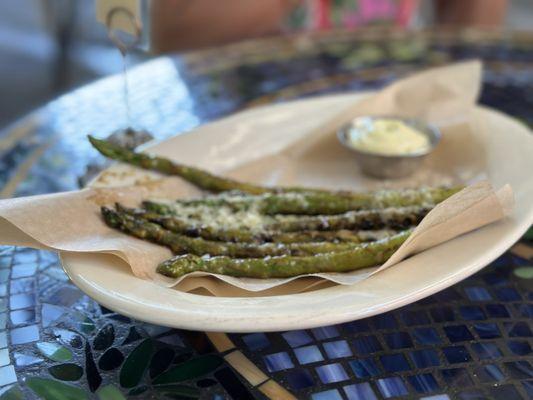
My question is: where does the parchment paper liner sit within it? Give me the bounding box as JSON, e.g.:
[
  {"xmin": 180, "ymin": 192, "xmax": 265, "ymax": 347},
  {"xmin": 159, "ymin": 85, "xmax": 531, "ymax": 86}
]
[{"xmin": 0, "ymin": 60, "xmax": 515, "ymax": 296}]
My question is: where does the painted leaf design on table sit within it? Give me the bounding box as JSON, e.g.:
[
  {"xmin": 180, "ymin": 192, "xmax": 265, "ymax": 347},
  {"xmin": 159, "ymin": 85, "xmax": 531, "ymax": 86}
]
[
  {"xmin": 36, "ymin": 342, "xmax": 72, "ymax": 362},
  {"xmin": 120, "ymin": 339, "xmax": 154, "ymax": 388},
  {"xmin": 26, "ymin": 377, "xmax": 88, "ymax": 400},
  {"xmin": 154, "ymin": 384, "xmax": 200, "ymax": 399},
  {"xmin": 85, "ymin": 342, "xmax": 102, "ymax": 392},
  {"xmin": 0, "ymin": 385, "xmax": 24, "ymax": 400},
  {"xmin": 152, "ymin": 355, "xmax": 223, "ymax": 385},
  {"xmin": 93, "ymin": 324, "xmax": 115, "ymax": 350},
  {"xmin": 98, "ymin": 348, "xmax": 125, "ymax": 371},
  {"xmin": 96, "ymin": 385, "xmax": 126, "ymax": 400},
  {"xmin": 149, "ymin": 348, "xmax": 175, "ymax": 378},
  {"xmin": 48, "ymin": 363, "xmax": 84, "ymax": 381}
]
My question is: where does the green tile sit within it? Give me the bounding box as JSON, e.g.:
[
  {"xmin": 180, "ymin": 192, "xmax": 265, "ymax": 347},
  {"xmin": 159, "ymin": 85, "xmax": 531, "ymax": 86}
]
[
  {"xmin": 36, "ymin": 342, "xmax": 72, "ymax": 362},
  {"xmin": 154, "ymin": 384, "xmax": 199, "ymax": 399},
  {"xmin": 152, "ymin": 355, "xmax": 223, "ymax": 385},
  {"xmin": 0, "ymin": 385, "xmax": 24, "ymax": 400},
  {"xmin": 119, "ymin": 339, "xmax": 154, "ymax": 388},
  {"xmin": 97, "ymin": 385, "xmax": 126, "ymax": 400},
  {"xmin": 514, "ymin": 266, "xmax": 533, "ymax": 279},
  {"xmin": 26, "ymin": 377, "xmax": 88, "ymax": 400},
  {"xmin": 49, "ymin": 364, "xmax": 83, "ymax": 381},
  {"xmin": 523, "ymin": 227, "xmax": 533, "ymax": 241}
]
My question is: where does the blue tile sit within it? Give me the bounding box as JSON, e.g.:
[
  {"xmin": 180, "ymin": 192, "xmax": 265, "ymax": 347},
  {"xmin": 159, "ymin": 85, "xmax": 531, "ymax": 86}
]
[
  {"xmin": 475, "ymin": 364, "xmax": 504, "ymax": 382},
  {"xmin": 464, "ymin": 287, "xmax": 491, "ymax": 301},
  {"xmin": 457, "ymin": 390, "xmax": 486, "ymax": 400},
  {"xmin": 507, "ymin": 340, "xmax": 532, "ymax": 355},
  {"xmin": 0, "ymin": 270, "xmax": 9, "ymax": 284},
  {"xmin": 434, "ymin": 288, "xmax": 461, "ymax": 302},
  {"xmin": 353, "ymin": 335, "xmax": 382, "ymax": 355},
  {"xmin": 489, "ymin": 384, "xmax": 521, "ymax": 399},
  {"xmin": 9, "ymin": 293, "xmax": 35, "ymax": 310},
  {"xmin": 41, "ymin": 304, "xmax": 65, "ymax": 328},
  {"xmin": 9, "ymin": 278, "xmax": 34, "ymax": 294},
  {"xmin": 323, "ymin": 340, "xmax": 352, "ymax": 359},
  {"xmin": 11, "ymin": 264, "xmax": 37, "ymax": 279},
  {"xmin": 471, "ymin": 342, "xmax": 502, "ymax": 360},
  {"xmin": 474, "ymin": 322, "xmax": 501, "ymax": 339},
  {"xmin": 482, "ymin": 271, "xmax": 508, "ymax": 286},
  {"xmin": 505, "ymin": 322, "xmax": 532, "ymax": 337},
  {"xmin": 242, "ymin": 332, "xmax": 270, "ymax": 351},
  {"xmin": 376, "ymin": 377, "xmax": 408, "ymax": 398},
  {"xmin": 10, "ymin": 310, "xmax": 36, "ymax": 325},
  {"xmin": 413, "ymin": 327, "xmax": 441, "ymax": 345},
  {"xmin": 431, "ymin": 307, "xmax": 455, "ymax": 322},
  {"xmin": 485, "ymin": 304, "xmax": 510, "ymax": 318},
  {"xmin": 311, "ymin": 389, "xmax": 342, "ymax": 400},
  {"xmin": 315, "ymin": 363, "xmax": 349, "ymax": 383},
  {"xmin": 282, "ymin": 330, "xmax": 313, "ymax": 348},
  {"xmin": 410, "ymin": 349, "xmax": 440, "ymax": 368},
  {"xmin": 0, "ymin": 365, "xmax": 16, "ymax": 386},
  {"xmin": 401, "ymin": 310, "xmax": 430, "ymax": 326},
  {"xmin": 384, "ymin": 332, "xmax": 413, "ymax": 349},
  {"xmin": 0, "ymin": 313, "xmax": 6, "ymax": 330},
  {"xmin": 263, "ymin": 352, "xmax": 294, "ymax": 372},
  {"xmin": 344, "ymin": 383, "xmax": 377, "ymax": 400},
  {"xmin": 0, "ymin": 284, "xmax": 6, "ymax": 297},
  {"xmin": 441, "ymin": 368, "xmax": 473, "ymax": 387},
  {"xmin": 420, "ymin": 395, "xmax": 451, "ymax": 400},
  {"xmin": 312, "ymin": 326, "xmax": 339, "ymax": 340},
  {"xmin": 342, "ymin": 320, "xmax": 370, "ymax": 334},
  {"xmin": 285, "ymin": 369, "xmax": 314, "ymax": 390},
  {"xmin": 294, "ymin": 345, "xmax": 324, "ymax": 365},
  {"xmin": 444, "ymin": 325, "xmax": 474, "ymax": 342},
  {"xmin": 371, "ymin": 313, "xmax": 398, "ymax": 329},
  {"xmin": 522, "ymin": 380, "xmax": 533, "ymax": 398},
  {"xmin": 516, "ymin": 304, "xmax": 533, "ymax": 318},
  {"xmin": 459, "ymin": 306, "xmax": 486, "ymax": 321},
  {"xmin": 495, "ymin": 287, "xmax": 521, "ymax": 301},
  {"xmin": 443, "ymin": 346, "xmax": 471, "ymax": 364},
  {"xmin": 407, "ymin": 373, "xmax": 439, "ymax": 393},
  {"xmin": 10, "ymin": 325, "xmax": 39, "ymax": 345},
  {"xmin": 380, "ymin": 353, "xmax": 411, "ymax": 373},
  {"xmin": 349, "ymin": 359, "xmax": 380, "ymax": 378},
  {"xmin": 504, "ymin": 361, "xmax": 533, "ymax": 379}
]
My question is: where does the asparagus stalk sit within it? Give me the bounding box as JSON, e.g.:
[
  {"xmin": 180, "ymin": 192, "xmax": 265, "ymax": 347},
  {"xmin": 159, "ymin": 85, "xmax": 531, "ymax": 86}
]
[
  {"xmin": 157, "ymin": 230, "xmax": 411, "ymax": 279},
  {"xmin": 143, "ymin": 200, "xmax": 429, "ymax": 232},
  {"xmin": 89, "ymin": 136, "xmax": 463, "ymax": 204},
  {"xmin": 119, "ymin": 204, "xmax": 397, "ymax": 244},
  {"xmin": 146, "ymin": 186, "xmax": 456, "ymax": 216},
  {"xmin": 90, "ymin": 135, "xmax": 285, "ymax": 195},
  {"xmin": 268, "ymin": 206, "xmax": 429, "ymax": 232},
  {"xmin": 102, "ymin": 206, "xmax": 398, "ymax": 257}
]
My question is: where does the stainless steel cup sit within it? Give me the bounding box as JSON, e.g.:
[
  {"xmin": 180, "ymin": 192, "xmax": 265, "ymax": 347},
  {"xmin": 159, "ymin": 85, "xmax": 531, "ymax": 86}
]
[{"xmin": 337, "ymin": 116, "xmax": 441, "ymax": 179}]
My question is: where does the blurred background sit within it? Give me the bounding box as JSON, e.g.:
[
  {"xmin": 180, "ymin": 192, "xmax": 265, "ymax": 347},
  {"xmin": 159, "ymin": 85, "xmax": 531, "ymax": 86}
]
[{"xmin": 0, "ymin": 0, "xmax": 531, "ymax": 128}]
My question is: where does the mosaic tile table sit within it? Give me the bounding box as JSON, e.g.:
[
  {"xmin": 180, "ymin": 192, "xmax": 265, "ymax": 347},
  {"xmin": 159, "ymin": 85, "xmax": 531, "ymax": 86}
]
[{"xmin": 0, "ymin": 29, "xmax": 532, "ymax": 400}]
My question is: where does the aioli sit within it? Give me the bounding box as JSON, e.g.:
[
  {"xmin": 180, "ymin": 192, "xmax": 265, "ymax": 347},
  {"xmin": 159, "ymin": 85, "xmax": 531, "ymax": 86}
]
[{"xmin": 349, "ymin": 118, "xmax": 430, "ymax": 156}]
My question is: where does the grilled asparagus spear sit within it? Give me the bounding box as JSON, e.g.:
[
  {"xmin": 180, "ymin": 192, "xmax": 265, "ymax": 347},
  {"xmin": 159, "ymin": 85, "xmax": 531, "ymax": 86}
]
[
  {"xmin": 102, "ymin": 206, "xmax": 398, "ymax": 257},
  {"xmin": 157, "ymin": 230, "xmax": 411, "ymax": 279},
  {"xmin": 89, "ymin": 136, "xmax": 462, "ymax": 204},
  {"xmin": 119, "ymin": 204, "xmax": 397, "ymax": 244},
  {"xmin": 143, "ymin": 200, "xmax": 429, "ymax": 232},
  {"xmin": 145, "ymin": 186, "xmax": 456, "ymax": 216}
]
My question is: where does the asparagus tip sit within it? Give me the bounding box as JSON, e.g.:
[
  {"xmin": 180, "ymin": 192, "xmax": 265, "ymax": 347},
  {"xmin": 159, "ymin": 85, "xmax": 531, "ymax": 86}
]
[{"xmin": 101, "ymin": 206, "xmax": 122, "ymax": 229}]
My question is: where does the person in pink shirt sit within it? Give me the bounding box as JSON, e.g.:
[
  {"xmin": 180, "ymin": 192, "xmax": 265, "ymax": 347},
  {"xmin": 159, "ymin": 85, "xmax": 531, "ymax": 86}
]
[{"xmin": 151, "ymin": 0, "xmax": 509, "ymax": 52}]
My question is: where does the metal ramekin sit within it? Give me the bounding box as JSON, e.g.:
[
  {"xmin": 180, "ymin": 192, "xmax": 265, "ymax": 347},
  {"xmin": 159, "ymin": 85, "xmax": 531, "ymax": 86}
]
[{"xmin": 337, "ymin": 116, "xmax": 441, "ymax": 179}]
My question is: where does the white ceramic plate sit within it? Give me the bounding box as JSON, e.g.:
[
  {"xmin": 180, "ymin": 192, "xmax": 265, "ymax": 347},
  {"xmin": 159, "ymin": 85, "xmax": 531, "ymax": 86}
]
[{"xmin": 61, "ymin": 93, "xmax": 533, "ymax": 332}]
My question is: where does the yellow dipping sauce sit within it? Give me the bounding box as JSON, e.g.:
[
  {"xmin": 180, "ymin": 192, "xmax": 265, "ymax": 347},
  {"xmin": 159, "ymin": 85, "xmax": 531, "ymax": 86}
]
[{"xmin": 348, "ymin": 118, "xmax": 430, "ymax": 156}]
